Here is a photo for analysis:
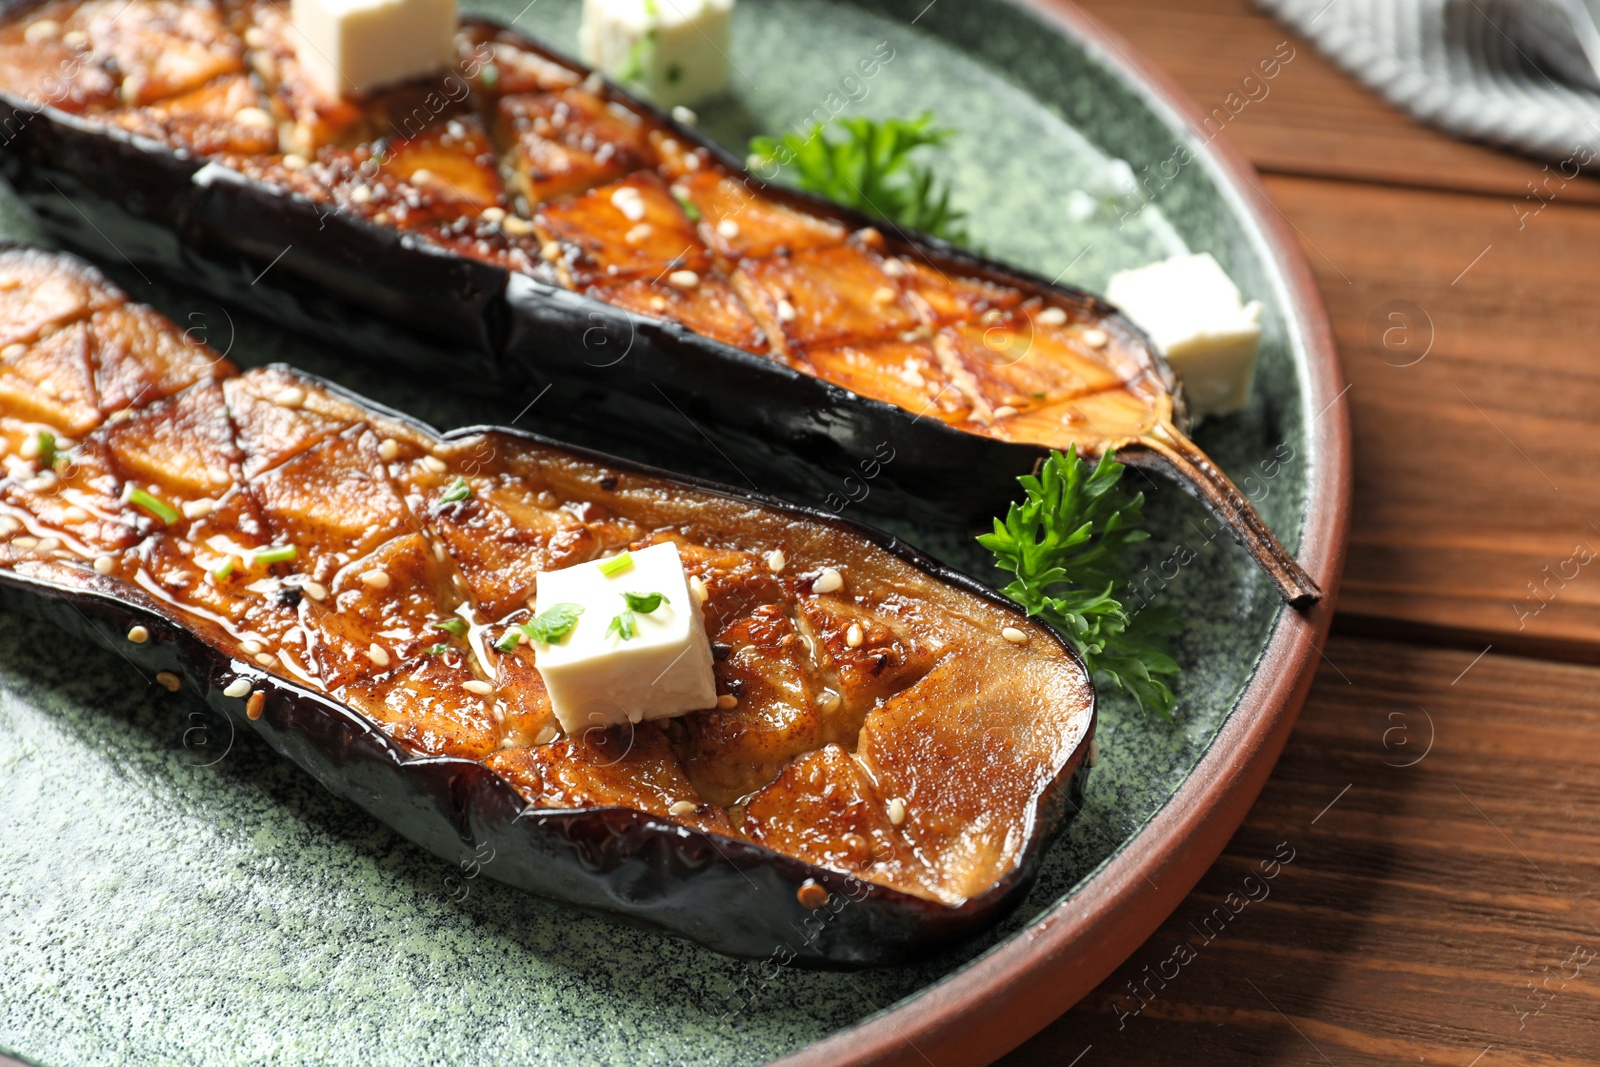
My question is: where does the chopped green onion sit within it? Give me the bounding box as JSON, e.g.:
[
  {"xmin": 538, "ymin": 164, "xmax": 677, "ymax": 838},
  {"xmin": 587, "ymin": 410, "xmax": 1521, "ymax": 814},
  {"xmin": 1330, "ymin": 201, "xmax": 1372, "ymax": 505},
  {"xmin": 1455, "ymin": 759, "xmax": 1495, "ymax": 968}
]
[
  {"xmin": 494, "ymin": 630, "xmax": 524, "ymax": 653},
  {"xmin": 598, "ymin": 552, "xmax": 634, "ymax": 577},
  {"xmin": 672, "ymin": 190, "xmax": 701, "ymax": 222},
  {"xmin": 35, "ymin": 431, "xmax": 57, "ymax": 471},
  {"xmin": 210, "ymin": 556, "xmax": 236, "ymax": 582},
  {"xmin": 438, "ymin": 477, "xmax": 472, "ymax": 506},
  {"xmin": 519, "ymin": 602, "xmax": 585, "ymax": 644},
  {"xmin": 479, "ymin": 63, "xmax": 500, "ymax": 90},
  {"xmin": 252, "ymin": 544, "xmax": 298, "ymax": 566},
  {"xmin": 623, "ymin": 590, "xmax": 669, "ymax": 613},
  {"xmin": 606, "ymin": 610, "xmax": 637, "ymax": 641},
  {"xmin": 120, "ymin": 484, "xmax": 180, "ymax": 525},
  {"xmin": 423, "ymin": 642, "xmax": 453, "ymax": 655},
  {"xmin": 429, "ymin": 617, "xmax": 469, "ymax": 638}
]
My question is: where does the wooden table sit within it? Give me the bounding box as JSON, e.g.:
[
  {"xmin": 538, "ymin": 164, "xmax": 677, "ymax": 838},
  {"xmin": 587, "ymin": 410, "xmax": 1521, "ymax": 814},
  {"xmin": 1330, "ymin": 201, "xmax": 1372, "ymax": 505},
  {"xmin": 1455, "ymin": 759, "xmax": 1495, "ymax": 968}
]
[{"xmin": 1003, "ymin": 2, "xmax": 1600, "ymax": 1064}]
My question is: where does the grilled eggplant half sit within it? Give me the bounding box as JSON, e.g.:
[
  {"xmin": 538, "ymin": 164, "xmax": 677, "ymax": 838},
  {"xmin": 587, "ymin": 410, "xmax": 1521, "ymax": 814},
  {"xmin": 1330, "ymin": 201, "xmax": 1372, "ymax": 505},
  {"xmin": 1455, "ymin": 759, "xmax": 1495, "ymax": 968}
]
[
  {"xmin": 0, "ymin": 0, "xmax": 1319, "ymax": 607},
  {"xmin": 0, "ymin": 246, "xmax": 1094, "ymax": 966}
]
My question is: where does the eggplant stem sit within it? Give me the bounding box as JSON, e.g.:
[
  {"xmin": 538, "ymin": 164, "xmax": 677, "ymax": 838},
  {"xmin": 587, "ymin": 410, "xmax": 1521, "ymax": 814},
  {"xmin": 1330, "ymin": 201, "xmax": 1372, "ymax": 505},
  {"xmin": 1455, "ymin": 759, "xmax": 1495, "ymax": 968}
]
[{"xmin": 1124, "ymin": 422, "xmax": 1322, "ymax": 609}]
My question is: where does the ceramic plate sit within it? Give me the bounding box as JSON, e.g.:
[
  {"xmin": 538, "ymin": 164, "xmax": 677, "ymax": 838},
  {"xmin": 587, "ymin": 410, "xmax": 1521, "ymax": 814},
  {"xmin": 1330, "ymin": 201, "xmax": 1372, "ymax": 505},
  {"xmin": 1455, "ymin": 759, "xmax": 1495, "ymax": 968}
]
[{"xmin": 0, "ymin": 0, "xmax": 1348, "ymax": 1064}]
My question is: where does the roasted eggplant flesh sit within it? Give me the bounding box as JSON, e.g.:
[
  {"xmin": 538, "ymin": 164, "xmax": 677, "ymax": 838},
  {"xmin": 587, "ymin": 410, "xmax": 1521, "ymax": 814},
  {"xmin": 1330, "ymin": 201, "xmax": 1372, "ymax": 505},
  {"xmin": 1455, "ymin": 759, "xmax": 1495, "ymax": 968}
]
[
  {"xmin": 0, "ymin": 0, "xmax": 1164, "ymax": 448},
  {"xmin": 0, "ymin": 248, "xmax": 1093, "ymax": 925}
]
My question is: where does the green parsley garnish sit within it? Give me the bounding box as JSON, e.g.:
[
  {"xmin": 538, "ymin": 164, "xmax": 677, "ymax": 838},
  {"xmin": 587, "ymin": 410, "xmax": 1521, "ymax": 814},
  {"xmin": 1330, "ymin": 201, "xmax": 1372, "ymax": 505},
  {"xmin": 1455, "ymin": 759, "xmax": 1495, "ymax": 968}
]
[
  {"xmin": 518, "ymin": 602, "xmax": 585, "ymax": 644},
  {"xmin": 120, "ymin": 484, "xmax": 180, "ymax": 525},
  {"xmin": 672, "ymin": 189, "xmax": 701, "ymax": 222},
  {"xmin": 438, "ymin": 477, "xmax": 472, "ymax": 506},
  {"xmin": 252, "ymin": 544, "xmax": 298, "ymax": 566},
  {"xmin": 622, "ymin": 591, "xmax": 669, "ymax": 613},
  {"xmin": 494, "ymin": 630, "xmax": 524, "ymax": 653},
  {"xmin": 34, "ymin": 431, "xmax": 57, "ymax": 471},
  {"xmin": 750, "ymin": 113, "xmax": 968, "ymax": 243},
  {"xmin": 210, "ymin": 556, "xmax": 236, "ymax": 582},
  {"xmin": 597, "ymin": 553, "xmax": 633, "ymax": 577},
  {"xmin": 479, "ymin": 63, "xmax": 500, "ymax": 90},
  {"xmin": 606, "ymin": 610, "xmax": 637, "ymax": 641},
  {"xmin": 423, "ymin": 642, "xmax": 453, "ymax": 655},
  {"xmin": 979, "ymin": 446, "xmax": 1180, "ymax": 719},
  {"xmin": 429, "ymin": 617, "xmax": 469, "ymax": 638}
]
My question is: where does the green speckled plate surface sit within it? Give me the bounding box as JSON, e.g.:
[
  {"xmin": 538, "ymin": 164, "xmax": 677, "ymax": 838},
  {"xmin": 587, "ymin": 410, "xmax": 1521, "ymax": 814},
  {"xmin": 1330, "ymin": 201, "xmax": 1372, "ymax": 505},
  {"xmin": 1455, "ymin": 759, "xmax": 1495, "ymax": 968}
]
[{"xmin": 0, "ymin": 1, "xmax": 1347, "ymax": 1064}]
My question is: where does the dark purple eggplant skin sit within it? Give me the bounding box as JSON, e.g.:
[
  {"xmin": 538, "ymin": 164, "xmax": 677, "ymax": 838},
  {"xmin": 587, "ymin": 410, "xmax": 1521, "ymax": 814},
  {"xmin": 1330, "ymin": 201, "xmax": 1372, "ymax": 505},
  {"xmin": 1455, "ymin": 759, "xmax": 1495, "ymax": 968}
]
[
  {"xmin": 0, "ymin": 8, "xmax": 1184, "ymax": 534},
  {"xmin": 0, "ymin": 365, "xmax": 1094, "ymax": 969}
]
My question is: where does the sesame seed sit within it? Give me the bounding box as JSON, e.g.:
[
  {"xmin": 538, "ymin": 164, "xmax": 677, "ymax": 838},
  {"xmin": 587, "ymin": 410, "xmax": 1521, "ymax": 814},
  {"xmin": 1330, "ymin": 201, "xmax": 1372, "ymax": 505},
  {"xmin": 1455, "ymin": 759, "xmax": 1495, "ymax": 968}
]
[
  {"xmin": 650, "ymin": 296, "xmax": 668, "ymax": 311},
  {"xmin": 502, "ymin": 216, "xmax": 534, "ymax": 236},
  {"xmin": 672, "ymin": 105, "xmax": 699, "ymax": 126},
  {"xmin": 24, "ymin": 19, "xmax": 60, "ymax": 43},
  {"xmin": 127, "ymin": 625, "xmax": 150, "ymax": 644},
  {"xmin": 846, "ymin": 623, "xmax": 864, "ymax": 648},
  {"xmin": 282, "ymin": 153, "xmax": 308, "ymax": 171},
  {"xmin": 410, "ymin": 167, "xmax": 434, "ymax": 185},
  {"xmin": 481, "ymin": 206, "xmax": 506, "ymax": 223},
  {"xmin": 377, "ymin": 438, "xmax": 399, "ymax": 461},
  {"xmin": 610, "ymin": 187, "xmax": 647, "ymax": 221},
  {"xmin": 64, "ymin": 505, "xmax": 89, "ymax": 522},
  {"xmin": 872, "ymin": 287, "xmax": 897, "ymax": 305},
  {"xmin": 533, "ymin": 724, "xmax": 561, "ymax": 745},
  {"xmin": 688, "ymin": 575, "xmax": 708, "ymax": 603},
  {"xmin": 765, "ymin": 548, "xmax": 786, "ymax": 574},
  {"xmin": 234, "ymin": 106, "xmax": 273, "ymax": 128},
  {"xmin": 350, "ymin": 184, "xmax": 373, "ymax": 204},
  {"xmin": 182, "ymin": 499, "xmax": 215, "ymax": 520},
  {"xmin": 881, "ymin": 257, "xmax": 907, "ymax": 278},
  {"xmin": 35, "ymin": 537, "xmax": 58, "ymax": 552},
  {"xmin": 223, "ymin": 677, "xmax": 252, "ymax": 699},
  {"xmin": 246, "ymin": 691, "xmax": 265, "ymax": 719},
  {"xmin": 303, "ymin": 581, "xmax": 328, "ymax": 601},
  {"xmin": 359, "ymin": 569, "xmax": 390, "ymax": 589},
  {"xmin": 93, "ymin": 555, "xmax": 115, "ymax": 574},
  {"xmin": 667, "ymin": 269, "xmax": 700, "ymax": 290},
  {"xmin": 52, "ymin": 550, "xmax": 74, "ymax": 561},
  {"xmin": 13, "ymin": 536, "xmax": 37, "ymax": 549},
  {"xmin": 156, "ymin": 671, "xmax": 181, "ymax": 692},
  {"xmin": 812, "ymin": 567, "xmax": 843, "ymax": 594},
  {"xmin": 716, "ymin": 219, "xmax": 740, "ymax": 239},
  {"xmin": 241, "ymin": 639, "xmax": 263, "ymax": 655},
  {"xmin": 432, "ymin": 542, "xmax": 447, "ymax": 561},
  {"xmin": 255, "ymin": 652, "xmax": 275, "ymax": 666},
  {"xmin": 776, "ymin": 299, "xmax": 797, "ymax": 322},
  {"xmin": 1001, "ymin": 626, "xmax": 1029, "ymax": 645},
  {"xmin": 1037, "ymin": 307, "xmax": 1068, "ymax": 327},
  {"xmin": 276, "ymin": 387, "xmax": 306, "ymax": 409},
  {"xmin": 464, "ymin": 680, "xmax": 494, "ymax": 696},
  {"xmin": 540, "ymin": 240, "xmax": 563, "ymax": 261},
  {"xmin": 716, "ymin": 693, "xmax": 737, "ymax": 710},
  {"xmin": 625, "ymin": 223, "xmax": 653, "ymax": 244},
  {"xmin": 367, "ymin": 644, "xmax": 390, "ymax": 667},
  {"xmin": 583, "ymin": 70, "xmax": 605, "ymax": 93},
  {"xmin": 22, "ymin": 475, "xmax": 53, "ymax": 492},
  {"xmin": 1, "ymin": 342, "xmax": 26, "ymax": 359},
  {"xmin": 1088, "ymin": 738, "xmax": 1101, "ymax": 768},
  {"xmin": 62, "ymin": 29, "xmax": 85, "ymax": 48},
  {"xmin": 669, "ymin": 800, "xmax": 696, "ymax": 817},
  {"xmin": 422, "ymin": 455, "xmax": 448, "ymax": 473},
  {"xmin": 244, "ymin": 27, "xmax": 268, "ymax": 47},
  {"xmin": 1081, "ymin": 327, "xmax": 1109, "ymax": 349},
  {"xmin": 993, "ymin": 405, "xmax": 1018, "ymax": 419},
  {"xmin": 887, "ymin": 797, "xmax": 907, "ymax": 826}
]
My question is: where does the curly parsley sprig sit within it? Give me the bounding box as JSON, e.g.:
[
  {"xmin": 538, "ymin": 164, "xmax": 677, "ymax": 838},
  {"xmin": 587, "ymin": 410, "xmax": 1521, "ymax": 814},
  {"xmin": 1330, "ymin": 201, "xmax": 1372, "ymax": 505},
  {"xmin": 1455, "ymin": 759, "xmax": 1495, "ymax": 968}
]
[
  {"xmin": 979, "ymin": 446, "xmax": 1181, "ymax": 719},
  {"xmin": 750, "ymin": 113, "xmax": 968, "ymax": 243}
]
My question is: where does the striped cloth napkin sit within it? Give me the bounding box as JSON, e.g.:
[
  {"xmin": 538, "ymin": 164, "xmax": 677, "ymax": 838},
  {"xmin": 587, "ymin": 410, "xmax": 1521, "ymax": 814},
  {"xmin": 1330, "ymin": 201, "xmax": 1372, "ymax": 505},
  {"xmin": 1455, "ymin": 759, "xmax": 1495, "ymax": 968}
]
[{"xmin": 1257, "ymin": 0, "xmax": 1600, "ymax": 165}]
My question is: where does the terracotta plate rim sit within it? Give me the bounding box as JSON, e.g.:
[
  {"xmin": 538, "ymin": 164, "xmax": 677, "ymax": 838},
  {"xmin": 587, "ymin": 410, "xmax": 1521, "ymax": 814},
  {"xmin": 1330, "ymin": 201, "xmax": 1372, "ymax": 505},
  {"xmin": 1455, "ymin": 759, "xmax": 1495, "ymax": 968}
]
[{"xmin": 770, "ymin": 2, "xmax": 1351, "ymax": 1064}]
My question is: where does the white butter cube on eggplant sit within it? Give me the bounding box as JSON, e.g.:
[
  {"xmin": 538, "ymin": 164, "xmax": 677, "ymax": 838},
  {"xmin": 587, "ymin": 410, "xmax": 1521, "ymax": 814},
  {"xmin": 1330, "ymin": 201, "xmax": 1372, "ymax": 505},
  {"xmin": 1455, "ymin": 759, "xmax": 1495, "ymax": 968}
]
[
  {"xmin": 290, "ymin": 0, "xmax": 459, "ymax": 99},
  {"xmin": 1105, "ymin": 252, "xmax": 1264, "ymax": 418},
  {"xmin": 579, "ymin": 0, "xmax": 734, "ymax": 109},
  {"xmin": 532, "ymin": 541, "xmax": 717, "ymax": 735}
]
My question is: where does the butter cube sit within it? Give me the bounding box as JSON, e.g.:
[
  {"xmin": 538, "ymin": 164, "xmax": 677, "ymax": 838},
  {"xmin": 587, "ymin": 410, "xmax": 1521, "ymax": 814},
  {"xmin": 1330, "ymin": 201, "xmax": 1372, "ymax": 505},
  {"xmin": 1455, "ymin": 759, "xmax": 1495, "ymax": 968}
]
[
  {"xmin": 579, "ymin": 0, "xmax": 734, "ymax": 109},
  {"xmin": 533, "ymin": 541, "xmax": 717, "ymax": 735},
  {"xmin": 1105, "ymin": 252, "xmax": 1263, "ymax": 418},
  {"xmin": 290, "ymin": 0, "xmax": 459, "ymax": 99}
]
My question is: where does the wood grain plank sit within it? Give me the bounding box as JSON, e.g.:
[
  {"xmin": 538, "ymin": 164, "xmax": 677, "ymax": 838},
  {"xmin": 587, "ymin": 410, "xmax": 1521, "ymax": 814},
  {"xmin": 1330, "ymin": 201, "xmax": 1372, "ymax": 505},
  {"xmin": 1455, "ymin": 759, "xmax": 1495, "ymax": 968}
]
[
  {"xmin": 1075, "ymin": 0, "xmax": 1600, "ymax": 204},
  {"xmin": 1255, "ymin": 174, "xmax": 1600, "ymax": 650},
  {"xmin": 1002, "ymin": 637, "xmax": 1600, "ymax": 1066}
]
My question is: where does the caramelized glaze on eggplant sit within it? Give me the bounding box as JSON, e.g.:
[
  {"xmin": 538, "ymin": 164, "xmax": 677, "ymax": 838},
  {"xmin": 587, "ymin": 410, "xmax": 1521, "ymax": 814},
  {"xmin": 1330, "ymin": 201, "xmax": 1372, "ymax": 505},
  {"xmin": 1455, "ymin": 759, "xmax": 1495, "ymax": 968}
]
[
  {"xmin": 0, "ymin": 0, "xmax": 1318, "ymax": 606},
  {"xmin": 0, "ymin": 247, "xmax": 1093, "ymax": 909}
]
